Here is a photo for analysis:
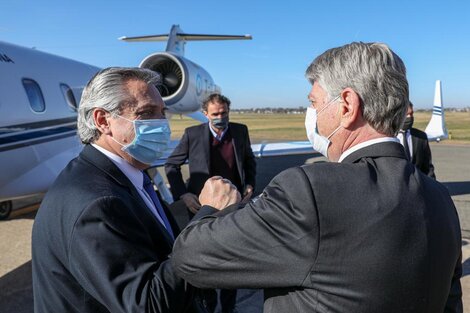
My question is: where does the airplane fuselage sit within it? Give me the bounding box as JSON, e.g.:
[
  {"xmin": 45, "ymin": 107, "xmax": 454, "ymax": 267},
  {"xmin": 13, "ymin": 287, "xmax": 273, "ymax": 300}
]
[{"xmin": 0, "ymin": 41, "xmax": 99, "ymax": 201}]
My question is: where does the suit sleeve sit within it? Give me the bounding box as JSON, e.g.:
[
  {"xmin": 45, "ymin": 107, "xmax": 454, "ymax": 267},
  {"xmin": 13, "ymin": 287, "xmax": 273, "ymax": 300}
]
[
  {"xmin": 68, "ymin": 196, "xmax": 194, "ymax": 313},
  {"xmin": 444, "ymin": 253, "xmax": 463, "ymax": 313},
  {"xmin": 165, "ymin": 130, "xmax": 190, "ymax": 200},
  {"xmin": 171, "ymin": 167, "xmax": 319, "ymax": 289},
  {"xmin": 243, "ymin": 125, "xmax": 256, "ymax": 189},
  {"xmin": 423, "ymin": 139, "xmax": 436, "ymax": 179}
]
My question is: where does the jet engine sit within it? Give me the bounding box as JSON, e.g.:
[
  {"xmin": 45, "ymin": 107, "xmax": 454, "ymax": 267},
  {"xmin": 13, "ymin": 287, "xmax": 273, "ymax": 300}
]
[{"xmin": 139, "ymin": 52, "xmax": 220, "ymax": 114}]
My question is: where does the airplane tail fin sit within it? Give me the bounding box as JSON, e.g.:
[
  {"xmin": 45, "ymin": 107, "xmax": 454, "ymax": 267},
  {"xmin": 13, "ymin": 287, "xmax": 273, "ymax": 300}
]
[
  {"xmin": 119, "ymin": 24, "xmax": 252, "ymax": 56},
  {"xmin": 424, "ymin": 80, "xmax": 448, "ymax": 142}
]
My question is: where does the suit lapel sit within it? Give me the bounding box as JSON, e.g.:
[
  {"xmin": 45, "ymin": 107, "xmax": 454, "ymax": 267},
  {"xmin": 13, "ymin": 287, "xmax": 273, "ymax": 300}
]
[
  {"xmin": 203, "ymin": 123, "xmax": 211, "ymax": 170},
  {"xmin": 411, "ymin": 134, "xmax": 418, "ymax": 163},
  {"xmin": 126, "ymin": 178, "xmax": 175, "ymax": 245},
  {"xmin": 80, "ymin": 145, "xmax": 174, "ymax": 247},
  {"xmin": 229, "ymin": 124, "xmax": 244, "ymax": 183}
]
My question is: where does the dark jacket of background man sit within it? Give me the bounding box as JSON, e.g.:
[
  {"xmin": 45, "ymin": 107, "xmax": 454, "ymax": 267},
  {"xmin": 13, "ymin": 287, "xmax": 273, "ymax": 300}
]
[
  {"xmin": 410, "ymin": 127, "xmax": 436, "ymax": 177},
  {"xmin": 165, "ymin": 121, "xmax": 256, "ymax": 200},
  {"xmin": 398, "ymin": 102, "xmax": 436, "ymax": 178},
  {"xmin": 165, "ymin": 94, "xmax": 260, "ymax": 313}
]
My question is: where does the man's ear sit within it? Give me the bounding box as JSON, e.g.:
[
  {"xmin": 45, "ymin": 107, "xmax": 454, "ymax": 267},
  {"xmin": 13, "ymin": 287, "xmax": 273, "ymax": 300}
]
[
  {"xmin": 93, "ymin": 108, "xmax": 112, "ymax": 135},
  {"xmin": 339, "ymin": 88, "xmax": 361, "ymax": 129}
]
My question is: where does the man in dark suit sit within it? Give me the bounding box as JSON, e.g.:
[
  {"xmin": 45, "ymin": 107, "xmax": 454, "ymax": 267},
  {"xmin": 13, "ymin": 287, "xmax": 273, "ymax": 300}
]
[
  {"xmin": 171, "ymin": 42, "xmax": 462, "ymax": 313},
  {"xmin": 165, "ymin": 93, "xmax": 256, "ymax": 215},
  {"xmin": 165, "ymin": 94, "xmax": 260, "ymax": 312},
  {"xmin": 398, "ymin": 102, "xmax": 436, "ymax": 178},
  {"xmin": 32, "ymin": 68, "xmax": 200, "ymax": 313}
]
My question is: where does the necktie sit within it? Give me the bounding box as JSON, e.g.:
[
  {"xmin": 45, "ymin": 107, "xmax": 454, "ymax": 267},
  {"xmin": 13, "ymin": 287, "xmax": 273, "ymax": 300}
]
[
  {"xmin": 400, "ymin": 130, "xmax": 411, "ymax": 160},
  {"xmin": 142, "ymin": 173, "xmax": 175, "ymax": 240}
]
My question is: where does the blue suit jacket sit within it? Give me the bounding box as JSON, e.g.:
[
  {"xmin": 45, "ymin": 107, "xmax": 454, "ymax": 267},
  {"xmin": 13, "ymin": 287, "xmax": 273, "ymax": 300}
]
[{"xmin": 32, "ymin": 145, "xmax": 198, "ymax": 313}]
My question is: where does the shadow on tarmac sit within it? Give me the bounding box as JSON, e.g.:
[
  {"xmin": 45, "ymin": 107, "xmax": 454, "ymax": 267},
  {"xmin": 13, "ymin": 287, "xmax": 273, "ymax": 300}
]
[{"xmin": 0, "ymin": 261, "xmax": 32, "ymax": 313}]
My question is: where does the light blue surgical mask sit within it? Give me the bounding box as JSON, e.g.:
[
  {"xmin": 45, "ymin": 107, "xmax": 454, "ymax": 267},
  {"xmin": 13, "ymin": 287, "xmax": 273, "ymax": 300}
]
[
  {"xmin": 305, "ymin": 95, "xmax": 342, "ymax": 159},
  {"xmin": 111, "ymin": 115, "xmax": 171, "ymax": 164}
]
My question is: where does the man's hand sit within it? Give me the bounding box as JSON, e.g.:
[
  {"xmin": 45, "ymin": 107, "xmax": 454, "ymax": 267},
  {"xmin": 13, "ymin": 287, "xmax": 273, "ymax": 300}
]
[
  {"xmin": 199, "ymin": 176, "xmax": 241, "ymax": 211},
  {"xmin": 241, "ymin": 184, "xmax": 254, "ymax": 203},
  {"xmin": 180, "ymin": 193, "xmax": 201, "ymax": 214}
]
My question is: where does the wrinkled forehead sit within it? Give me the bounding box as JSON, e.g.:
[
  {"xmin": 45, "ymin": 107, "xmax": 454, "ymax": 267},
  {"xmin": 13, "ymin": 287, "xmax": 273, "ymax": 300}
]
[
  {"xmin": 120, "ymin": 80, "xmax": 164, "ymax": 111},
  {"xmin": 207, "ymin": 100, "xmax": 229, "ymax": 111}
]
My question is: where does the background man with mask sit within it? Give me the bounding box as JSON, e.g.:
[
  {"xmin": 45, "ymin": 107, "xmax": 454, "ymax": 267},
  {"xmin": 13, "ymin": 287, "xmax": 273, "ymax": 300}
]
[
  {"xmin": 397, "ymin": 102, "xmax": 435, "ymax": 178},
  {"xmin": 32, "ymin": 67, "xmax": 200, "ymax": 313},
  {"xmin": 171, "ymin": 42, "xmax": 462, "ymax": 313},
  {"xmin": 165, "ymin": 93, "xmax": 256, "ymax": 216},
  {"xmin": 165, "ymin": 93, "xmax": 260, "ymax": 313}
]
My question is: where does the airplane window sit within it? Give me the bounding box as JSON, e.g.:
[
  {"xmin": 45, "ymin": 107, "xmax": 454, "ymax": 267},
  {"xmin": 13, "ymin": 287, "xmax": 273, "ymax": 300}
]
[
  {"xmin": 22, "ymin": 78, "xmax": 45, "ymax": 113},
  {"xmin": 60, "ymin": 83, "xmax": 78, "ymax": 112}
]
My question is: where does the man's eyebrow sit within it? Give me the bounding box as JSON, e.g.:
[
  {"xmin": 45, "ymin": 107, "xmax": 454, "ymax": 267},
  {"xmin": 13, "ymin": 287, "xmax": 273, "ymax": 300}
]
[{"xmin": 135, "ymin": 104, "xmax": 158, "ymax": 112}]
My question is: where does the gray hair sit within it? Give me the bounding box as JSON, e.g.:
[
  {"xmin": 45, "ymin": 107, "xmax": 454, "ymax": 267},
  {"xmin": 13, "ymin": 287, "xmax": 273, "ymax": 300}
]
[
  {"xmin": 77, "ymin": 67, "xmax": 161, "ymax": 144},
  {"xmin": 305, "ymin": 42, "xmax": 409, "ymax": 136}
]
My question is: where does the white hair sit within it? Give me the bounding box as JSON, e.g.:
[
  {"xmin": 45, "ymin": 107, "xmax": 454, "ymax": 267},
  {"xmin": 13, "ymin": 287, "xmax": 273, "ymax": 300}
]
[
  {"xmin": 77, "ymin": 67, "xmax": 161, "ymax": 144},
  {"xmin": 306, "ymin": 42, "xmax": 409, "ymax": 136}
]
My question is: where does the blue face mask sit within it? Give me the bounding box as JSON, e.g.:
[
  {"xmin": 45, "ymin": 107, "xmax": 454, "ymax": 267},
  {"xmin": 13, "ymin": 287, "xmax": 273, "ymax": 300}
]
[
  {"xmin": 111, "ymin": 115, "xmax": 171, "ymax": 164},
  {"xmin": 211, "ymin": 116, "xmax": 229, "ymax": 129}
]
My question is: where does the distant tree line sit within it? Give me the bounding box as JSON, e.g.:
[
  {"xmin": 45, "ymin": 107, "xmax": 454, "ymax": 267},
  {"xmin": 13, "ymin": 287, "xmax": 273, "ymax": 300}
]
[{"xmin": 231, "ymin": 107, "xmax": 470, "ymax": 114}]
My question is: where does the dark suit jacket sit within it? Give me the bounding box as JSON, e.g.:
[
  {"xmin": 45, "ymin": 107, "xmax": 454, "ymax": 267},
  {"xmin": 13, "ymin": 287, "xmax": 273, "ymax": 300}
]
[
  {"xmin": 32, "ymin": 145, "xmax": 197, "ymax": 313},
  {"xmin": 165, "ymin": 122, "xmax": 256, "ymax": 200},
  {"xmin": 410, "ymin": 127, "xmax": 436, "ymax": 178},
  {"xmin": 172, "ymin": 141, "xmax": 462, "ymax": 313}
]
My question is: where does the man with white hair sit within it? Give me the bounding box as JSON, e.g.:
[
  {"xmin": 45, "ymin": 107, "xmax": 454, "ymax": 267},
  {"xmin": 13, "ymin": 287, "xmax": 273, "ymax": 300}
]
[
  {"xmin": 171, "ymin": 43, "xmax": 462, "ymax": 313},
  {"xmin": 32, "ymin": 67, "xmax": 200, "ymax": 313}
]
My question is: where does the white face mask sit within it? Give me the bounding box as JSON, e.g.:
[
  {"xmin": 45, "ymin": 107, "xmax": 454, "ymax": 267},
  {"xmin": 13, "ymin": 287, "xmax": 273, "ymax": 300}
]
[{"xmin": 305, "ymin": 96, "xmax": 342, "ymax": 159}]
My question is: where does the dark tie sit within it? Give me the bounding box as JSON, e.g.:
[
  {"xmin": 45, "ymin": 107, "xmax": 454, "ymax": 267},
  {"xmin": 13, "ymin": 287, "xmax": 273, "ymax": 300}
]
[
  {"xmin": 142, "ymin": 173, "xmax": 175, "ymax": 240},
  {"xmin": 400, "ymin": 130, "xmax": 411, "ymax": 160}
]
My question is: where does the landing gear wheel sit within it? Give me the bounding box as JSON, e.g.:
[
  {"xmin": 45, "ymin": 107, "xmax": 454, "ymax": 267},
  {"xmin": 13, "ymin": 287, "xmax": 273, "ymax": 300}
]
[{"xmin": 0, "ymin": 201, "xmax": 12, "ymax": 220}]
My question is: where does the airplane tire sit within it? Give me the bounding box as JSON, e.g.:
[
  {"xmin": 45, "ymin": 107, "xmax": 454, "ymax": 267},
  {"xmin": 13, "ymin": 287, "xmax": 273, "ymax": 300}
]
[{"xmin": 0, "ymin": 201, "xmax": 12, "ymax": 220}]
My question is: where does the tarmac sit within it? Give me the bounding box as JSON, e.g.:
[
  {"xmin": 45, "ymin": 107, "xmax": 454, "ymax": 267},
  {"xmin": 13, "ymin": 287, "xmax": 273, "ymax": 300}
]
[{"xmin": 0, "ymin": 143, "xmax": 469, "ymax": 312}]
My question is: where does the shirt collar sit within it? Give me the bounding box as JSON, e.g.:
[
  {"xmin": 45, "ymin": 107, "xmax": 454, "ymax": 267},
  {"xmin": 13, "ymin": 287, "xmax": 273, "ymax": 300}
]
[
  {"xmin": 338, "ymin": 137, "xmax": 399, "ymax": 163},
  {"xmin": 91, "ymin": 143, "xmax": 143, "ymax": 189},
  {"xmin": 208, "ymin": 123, "xmax": 228, "ymax": 141}
]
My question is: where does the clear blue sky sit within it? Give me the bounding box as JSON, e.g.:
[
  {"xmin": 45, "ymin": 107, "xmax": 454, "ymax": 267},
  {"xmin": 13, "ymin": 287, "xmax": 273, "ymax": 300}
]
[{"xmin": 1, "ymin": 0, "xmax": 469, "ymax": 109}]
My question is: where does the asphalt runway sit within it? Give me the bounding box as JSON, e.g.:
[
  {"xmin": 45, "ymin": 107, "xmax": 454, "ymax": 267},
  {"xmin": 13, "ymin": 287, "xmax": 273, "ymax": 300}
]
[{"xmin": 1, "ymin": 143, "xmax": 469, "ymax": 312}]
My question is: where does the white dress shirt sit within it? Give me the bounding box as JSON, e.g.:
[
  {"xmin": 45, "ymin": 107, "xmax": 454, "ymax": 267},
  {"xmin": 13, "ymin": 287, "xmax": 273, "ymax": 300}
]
[{"xmin": 396, "ymin": 130, "xmax": 413, "ymax": 158}]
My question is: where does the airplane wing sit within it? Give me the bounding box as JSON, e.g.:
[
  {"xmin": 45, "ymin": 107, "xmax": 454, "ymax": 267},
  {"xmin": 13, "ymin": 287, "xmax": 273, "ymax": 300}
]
[{"xmin": 149, "ymin": 140, "xmax": 316, "ymax": 204}]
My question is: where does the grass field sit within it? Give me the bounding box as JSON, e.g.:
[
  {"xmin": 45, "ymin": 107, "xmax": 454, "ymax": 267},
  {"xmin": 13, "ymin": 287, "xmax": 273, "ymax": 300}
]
[{"xmin": 168, "ymin": 111, "xmax": 470, "ymax": 144}]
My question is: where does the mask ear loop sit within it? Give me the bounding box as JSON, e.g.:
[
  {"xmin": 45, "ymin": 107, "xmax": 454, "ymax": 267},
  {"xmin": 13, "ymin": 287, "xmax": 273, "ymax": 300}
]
[
  {"xmin": 108, "ymin": 113, "xmax": 137, "ymax": 148},
  {"xmin": 326, "ymin": 97, "xmax": 344, "ymax": 140},
  {"xmin": 317, "ymin": 95, "xmax": 341, "ymax": 115}
]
